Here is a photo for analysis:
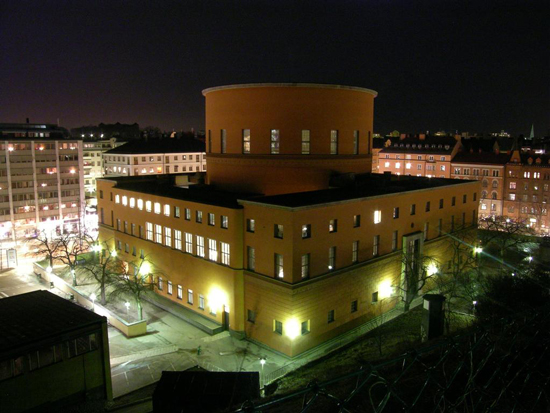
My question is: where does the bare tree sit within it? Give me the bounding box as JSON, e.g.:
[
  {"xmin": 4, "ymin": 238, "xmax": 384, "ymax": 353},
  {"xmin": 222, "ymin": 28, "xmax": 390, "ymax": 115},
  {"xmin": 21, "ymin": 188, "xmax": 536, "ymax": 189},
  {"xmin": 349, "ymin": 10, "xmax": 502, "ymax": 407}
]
[
  {"xmin": 109, "ymin": 257, "xmax": 162, "ymax": 320},
  {"xmin": 33, "ymin": 230, "xmax": 61, "ymax": 268},
  {"xmin": 82, "ymin": 241, "xmax": 119, "ymax": 305},
  {"xmin": 56, "ymin": 230, "xmax": 94, "ymax": 286}
]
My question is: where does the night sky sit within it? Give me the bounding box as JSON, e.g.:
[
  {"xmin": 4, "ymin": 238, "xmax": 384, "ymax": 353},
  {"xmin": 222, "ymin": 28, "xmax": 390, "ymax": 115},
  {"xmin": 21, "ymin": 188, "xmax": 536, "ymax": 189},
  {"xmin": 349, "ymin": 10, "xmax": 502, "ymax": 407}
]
[{"xmin": 1, "ymin": 0, "xmax": 548, "ymax": 136}]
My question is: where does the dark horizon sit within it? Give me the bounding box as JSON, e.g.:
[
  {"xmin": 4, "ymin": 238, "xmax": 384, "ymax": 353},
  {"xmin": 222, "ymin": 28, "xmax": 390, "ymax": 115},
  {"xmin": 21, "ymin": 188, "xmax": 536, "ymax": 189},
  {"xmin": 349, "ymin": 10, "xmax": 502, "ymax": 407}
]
[{"xmin": 1, "ymin": 0, "xmax": 548, "ymax": 136}]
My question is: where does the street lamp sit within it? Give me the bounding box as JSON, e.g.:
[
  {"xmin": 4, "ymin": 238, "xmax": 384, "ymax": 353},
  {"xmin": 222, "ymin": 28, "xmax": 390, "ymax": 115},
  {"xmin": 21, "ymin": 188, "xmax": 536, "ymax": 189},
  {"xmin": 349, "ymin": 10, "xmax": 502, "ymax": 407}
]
[
  {"xmin": 125, "ymin": 301, "xmax": 130, "ymax": 315},
  {"xmin": 474, "ymin": 247, "xmax": 483, "ymax": 254},
  {"xmin": 90, "ymin": 293, "xmax": 97, "ymax": 311},
  {"xmin": 111, "ymin": 250, "xmax": 117, "ymax": 257},
  {"xmin": 46, "ymin": 266, "xmax": 52, "ymax": 274}
]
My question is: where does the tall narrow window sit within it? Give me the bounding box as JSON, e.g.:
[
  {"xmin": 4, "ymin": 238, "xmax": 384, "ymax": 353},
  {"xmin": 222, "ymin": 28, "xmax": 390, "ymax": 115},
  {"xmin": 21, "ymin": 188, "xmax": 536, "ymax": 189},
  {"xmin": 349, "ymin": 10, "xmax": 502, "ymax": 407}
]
[
  {"xmin": 274, "ymin": 224, "xmax": 284, "ymax": 239},
  {"xmin": 196, "ymin": 236, "xmax": 205, "ymax": 257},
  {"xmin": 423, "ymin": 222, "xmax": 429, "ymax": 240},
  {"xmin": 275, "ymin": 254, "xmax": 284, "ymax": 278},
  {"xmin": 246, "ymin": 218, "xmax": 255, "ymax": 233},
  {"xmin": 185, "ymin": 233, "xmax": 193, "ymax": 253},
  {"xmin": 221, "ymin": 242, "xmax": 230, "ymax": 265},
  {"xmin": 247, "ymin": 246, "xmax": 255, "ymax": 271},
  {"xmin": 352, "ymin": 241, "xmax": 359, "ymax": 263},
  {"xmin": 155, "ymin": 224, "xmax": 162, "ymax": 243},
  {"xmin": 392, "ymin": 230, "xmax": 398, "ymax": 251},
  {"xmin": 353, "ymin": 215, "xmax": 361, "ymax": 228},
  {"xmin": 373, "ymin": 235, "xmax": 380, "ymax": 256},
  {"xmin": 302, "ymin": 224, "xmax": 311, "ymax": 238},
  {"xmin": 301, "ymin": 130, "xmax": 310, "ymax": 154},
  {"xmin": 301, "ymin": 254, "xmax": 310, "ymax": 278},
  {"xmin": 330, "ymin": 130, "xmax": 338, "ymax": 154},
  {"xmin": 165, "ymin": 227, "xmax": 172, "ymax": 247},
  {"xmin": 208, "ymin": 130, "xmax": 212, "ymax": 152},
  {"xmin": 353, "ymin": 130, "xmax": 359, "ymax": 155},
  {"xmin": 393, "ymin": 207, "xmax": 400, "ymax": 219},
  {"xmin": 270, "ymin": 129, "xmax": 280, "ymax": 154},
  {"xmin": 425, "ymin": 201, "xmax": 430, "ymax": 212},
  {"xmin": 174, "ymin": 230, "xmax": 182, "ymax": 250},
  {"xmin": 242, "ymin": 129, "xmax": 251, "ymax": 154},
  {"xmin": 208, "ymin": 238, "xmax": 218, "ymax": 261},
  {"xmin": 220, "ymin": 129, "xmax": 227, "ymax": 153},
  {"xmin": 188, "ymin": 289, "xmax": 194, "ymax": 305},
  {"xmin": 328, "ymin": 246, "xmax": 336, "ymax": 270},
  {"xmin": 410, "ymin": 204, "xmax": 416, "ymax": 215},
  {"xmin": 374, "ymin": 210, "xmax": 382, "ymax": 224}
]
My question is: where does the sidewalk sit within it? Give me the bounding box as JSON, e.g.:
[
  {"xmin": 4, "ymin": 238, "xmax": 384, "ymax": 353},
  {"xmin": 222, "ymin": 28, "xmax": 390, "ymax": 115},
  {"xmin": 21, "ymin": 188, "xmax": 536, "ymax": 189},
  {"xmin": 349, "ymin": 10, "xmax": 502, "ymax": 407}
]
[{"xmin": 10, "ymin": 264, "xmax": 419, "ymax": 400}]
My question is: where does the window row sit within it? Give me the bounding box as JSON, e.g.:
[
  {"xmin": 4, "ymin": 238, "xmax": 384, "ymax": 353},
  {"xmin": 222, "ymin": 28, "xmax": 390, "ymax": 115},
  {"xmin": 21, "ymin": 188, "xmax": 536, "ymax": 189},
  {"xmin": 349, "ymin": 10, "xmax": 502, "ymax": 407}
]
[{"xmin": 156, "ymin": 280, "xmax": 215, "ymax": 314}]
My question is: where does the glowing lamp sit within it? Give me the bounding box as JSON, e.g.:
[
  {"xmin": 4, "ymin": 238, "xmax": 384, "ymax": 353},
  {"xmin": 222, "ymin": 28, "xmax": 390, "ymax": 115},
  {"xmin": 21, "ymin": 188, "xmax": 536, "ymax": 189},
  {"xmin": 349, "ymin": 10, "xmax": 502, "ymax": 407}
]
[
  {"xmin": 474, "ymin": 247, "xmax": 483, "ymax": 254},
  {"xmin": 139, "ymin": 261, "xmax": 151, "ymax": 274},
  {"xmin": 427, "ymin": 263, "xmax": 438, "ymax": 276},
  {"xmin": 378, "ymin": 280, "xmax": 394, "ymax": 299},
  {"xmin": 285, "ymin": 319, "xmax": 301, "ymax": 340}
]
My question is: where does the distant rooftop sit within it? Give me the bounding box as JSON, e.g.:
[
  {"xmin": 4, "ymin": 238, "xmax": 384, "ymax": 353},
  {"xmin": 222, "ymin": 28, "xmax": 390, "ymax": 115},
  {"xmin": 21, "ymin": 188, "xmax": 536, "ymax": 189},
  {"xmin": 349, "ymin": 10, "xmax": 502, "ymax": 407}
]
[
  {"xmin": 452, "ymin": 152, "xmax": 511, "ymax": 165},
  {"xmin": 0, "ymin": 291, "xmax": 105, "ymax": 353},
  {"xmin": 202, "ymin": 83, "xmax": 378, "ymax": 97},
  {"xmin": 379, "ymin": 136, "xmax": 457, "ymax": 154},
  {"xmin": 240, "ymin": 174, "xmax": 478, "ymax": 209},
  {"xmin": 104, "ymin": 138, "xmax": 205, "ymax": 155},
  {"xmin": 0, "ymin": 123, "xmax": 70, "ymax": 140}
]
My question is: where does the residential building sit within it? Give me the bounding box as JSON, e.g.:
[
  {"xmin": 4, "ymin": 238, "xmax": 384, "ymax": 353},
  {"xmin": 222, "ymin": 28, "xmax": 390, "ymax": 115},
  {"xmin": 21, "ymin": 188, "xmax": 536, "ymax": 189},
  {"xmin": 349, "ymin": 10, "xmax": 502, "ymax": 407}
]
[
  {"xmin": 0, "ymin": 125, "xmax": 85, "ymax": 244},
  {"xmin": 103, "ymin": 138, "xmax": 206, "ymax": 177},
  {"xmin": 377, "ymin": 135, "xmax": 461, "ymax": 178},
  {"xmin": 97, "ymin": 83, "xmax": 480, "ymax": 357},
  {"xmin": 71, "ymin": 122, "xmax": 140, "ymax": 141},
  {"xmin": 83, "ymin": 139, "xmax": 126, "ymax": 199},
  {"xmin": 504, "ymin": 150, "xmax": 550, "ymax": 234},
  {"xmin": 0, "ymin": 291, "xmax": 112, "ymax": 412}
]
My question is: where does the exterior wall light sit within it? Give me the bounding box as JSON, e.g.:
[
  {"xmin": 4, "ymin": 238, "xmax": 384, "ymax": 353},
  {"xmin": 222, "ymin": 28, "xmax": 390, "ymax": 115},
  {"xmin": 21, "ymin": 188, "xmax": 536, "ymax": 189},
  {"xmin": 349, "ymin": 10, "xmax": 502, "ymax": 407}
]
[{"xmin": 285, "ymin": 319, "xmax": 300, "ymax": 340}]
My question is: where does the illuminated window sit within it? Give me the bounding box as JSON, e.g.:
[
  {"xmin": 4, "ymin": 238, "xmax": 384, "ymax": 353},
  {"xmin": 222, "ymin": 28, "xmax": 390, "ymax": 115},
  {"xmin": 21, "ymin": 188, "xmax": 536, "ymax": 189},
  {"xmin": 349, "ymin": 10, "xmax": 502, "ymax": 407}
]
[
  {"xmin": 302, "ymin": 224, "xmax": 311, "ymax": 239},
  {"xmin": 185, "ymin": 208, "xmax": 191, "ymax": 220},
  {"xmin": 158, "ymin": 277, "xmax": 163, "ymax": 291},
  {"xmin": 146, "ymin": 222, "xmax": 153, "ymax": 241},
  {"xmin": 329, "ymin": 219, "xmax": 337, "ymax": 233},
  {"xmin": 129, "ymin": 197, "xmax": 135, "ymax": 208},
  {"xmin": 165, "ymin": 227, "xmax": 171, "ymax": 247},
  {"xmin": 187, "ymin": 289, "xmax": 194, "ymax": 305},
  {"xmin": 246, "ymin": 218, "xmax": 255, "ymax": 232},
  {"xmin": 155, "ymin": 224, "xmax": 162, "ymax": 243},
  {"xmin": 164, "ymin": 204, "xmax": 170, "ymax": 216},
  {"xmin": 221, "ymin": 215, "xmax": 228, "ymax": 229},
  {"xmin": 122, "ymin": 196, "xmax": 127, "ymax": 206},
  {"xmin": 274, "ymin": 224, "xmax": 283, "ymax": 239},
  {"xmin": 221, "ymin": 242, "xmax": 230, "ymax": 265},
  {"xmin": 275, "ymin": 253, "xmax": 284, "ymax": 278},
  {"xmin": 395, "ymin": 162, "xmax": 401, "ymax": 169},
  {"xmin": 406, "ymin": 163, "xmax": 411, "ymax": 170},
  {"xmin": 208, "ymin": 239, "xmax": 218, "ymax": 261},
  {"xmin": 242, "ymin": 129, "xmax": 251, "ymax": 154},
  {"xmin": 146, "ymin": 201, "xmax": 152, "ymax": 212},
  {"xmin": 174, "ymin": 206, "xmax": 180, "ymax": 218},
  {"xmin": 196, "ymin": 210, "xmax": 203, "ymax": 223},
  {"xmin": 330, "ymin": 130, "xmax": 338, "ymax": 154},
  {"xmin": 374, "ymin": 210, "xmax": 381, "ymax": 224},
  {"xmin": 199, "ymin": 294, "xmax": 205, "ymax": 310},
  {"xmin": 208, "ymin": 213, "xmax": 215, "ymax": 226},
  {"xmin": 174, "ymin": 230, "xmax": 182, "ymax": 250},
  {"xmin": 270, "ymin": 129, "xmax": 280, "ymax": 154},
  {"xmin": 301, "ymin": 130, "xmax": 310, "ymax": 154},
  {"xmin": 167, "ymin": 281, "xmax": 173, "ymax": 295},
  {"xmin": 196, "ymin": 236, "xmax": 205, "ymax": 257},
  {"xmin": 384, "ymin": 162, "xmax": 390, "ymax": 167},
  {"xmin": 185, "ymin": 233, "xmax": 193, "ymax": 253},
  {"xmin": 154, "ymin": 202, "xmax": 161, "ymax": 214},
  {"xmin": 115, "ymin": 195, "xmax": 120, "ymax": 204},
  {"xmin": 177, "ymin": 285, "xmax": 182, "ymax": 299}
]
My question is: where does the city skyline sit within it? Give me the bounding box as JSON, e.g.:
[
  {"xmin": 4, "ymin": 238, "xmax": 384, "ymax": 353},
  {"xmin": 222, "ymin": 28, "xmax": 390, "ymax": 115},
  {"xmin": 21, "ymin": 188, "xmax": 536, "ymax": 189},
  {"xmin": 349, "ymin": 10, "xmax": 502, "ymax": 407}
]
[{"xmin": 1, "ymin": 0, "xmax": 548, "ymax": 135}]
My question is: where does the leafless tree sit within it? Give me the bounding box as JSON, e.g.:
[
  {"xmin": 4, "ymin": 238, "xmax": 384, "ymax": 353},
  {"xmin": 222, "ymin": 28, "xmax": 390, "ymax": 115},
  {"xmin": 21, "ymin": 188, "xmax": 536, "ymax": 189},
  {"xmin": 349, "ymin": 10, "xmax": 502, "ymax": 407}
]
[
  {"xmin": 33, "ymin": 230, "xmax": 61, "ymax": 268},
  {"xmin": 56, "ymin": 230, "xmax": 94, "ymax": 286},
  {"xmin": 82, "ymin": 241, "xmax": 119, "ymax": 305}
]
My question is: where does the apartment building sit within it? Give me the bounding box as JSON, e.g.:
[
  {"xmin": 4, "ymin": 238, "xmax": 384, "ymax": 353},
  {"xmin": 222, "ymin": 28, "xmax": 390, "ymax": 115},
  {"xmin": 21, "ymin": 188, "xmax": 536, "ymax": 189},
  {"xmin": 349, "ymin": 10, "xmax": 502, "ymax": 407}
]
[
  {"xmin": 83, "ymin": 139, "xmax": 126, "ymax": 199},
  {"xmin": 97, "ymin": 83, "xmax": 480, "ymax": 356},
  {"xmin": 103, "ymin": 139, "xmax": 206, "ymax": 177},
  {"xmin": 0, "ymin": 125, "xmax": 85, "ymax": 244},
  {"xmin": 377, "ymin": 135, "xmax": 461, "ymax": 178},
  {"xmin": 504, "ymin": 151, "xmax": 550, "ymax": 234}
]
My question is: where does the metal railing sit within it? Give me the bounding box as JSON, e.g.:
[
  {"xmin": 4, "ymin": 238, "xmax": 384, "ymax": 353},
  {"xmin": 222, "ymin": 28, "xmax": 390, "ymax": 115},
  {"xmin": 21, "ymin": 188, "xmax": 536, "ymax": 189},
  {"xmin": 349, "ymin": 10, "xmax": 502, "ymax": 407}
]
[{"xmin": 235, "ymin": 308, "xmax": 550, "ymax": 412}]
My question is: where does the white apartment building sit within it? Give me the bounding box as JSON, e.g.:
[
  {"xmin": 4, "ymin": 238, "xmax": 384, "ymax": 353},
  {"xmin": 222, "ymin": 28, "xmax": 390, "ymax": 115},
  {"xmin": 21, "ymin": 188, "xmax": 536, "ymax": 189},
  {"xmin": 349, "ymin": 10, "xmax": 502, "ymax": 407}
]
[
  {"xmin": 0, "ymin": 137, "xmax": 85, "ymax": 245},
  {"xmin": 83, "ymin": 139, "xmax": 126, "ymax": 197},
  {"xmin": 103, "ymin": 138, "xmax": 206, "ymax": 177}
]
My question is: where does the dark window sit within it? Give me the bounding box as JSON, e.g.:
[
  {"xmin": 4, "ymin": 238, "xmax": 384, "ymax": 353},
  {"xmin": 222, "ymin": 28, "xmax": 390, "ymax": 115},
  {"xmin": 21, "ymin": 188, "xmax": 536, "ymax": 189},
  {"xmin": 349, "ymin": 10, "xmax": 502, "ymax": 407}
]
[
  {"xmin": 393, "ymin": 207, "xmax": 399, "ymax": 219},
  {"xmin": 247, "ymin": 309, "xmax": 255, "ymax": 323},
  {"xmin": 425, "ymin": 201, "xmax": 430, "ymax": 212},
  {"xmin": 274, "ymin": 224, "xmax": 284, "ymax": 239},
  {"xmin": 410, "ymin": 204, "xmax": 416, "ymax": 215},
  {"xmin": 301, "ymin": 320, "xmax": 310, "ymax": 335},
  {"xmin": 328, "ymin": 310, "xmax": 335, "ymax": 323},
  {"xmin": 99, "ymin": 190, "xmax": 103, "ymax": 199},
  {"xmin": 439, "ymin": 199, "xmax": 444, "ymax": 209},
  {"xmin": 351, "ymin": 300, "xmax": 358, "ymax": 313},
  {"xmin": 372, "ymin": 291, "xmax": 379, "ymax": 303},
  {"xmin": 353, "ymin": 215, "xmax": 361, "ymax": 228},
  {"xmin": 452, "ymin": 196, "xmax": 456, "ymax": 206},
  {"xmin": 274, "ymin": 320, "xmax": 283, "ymax": 335},
  {"xmin": 174, "ymin": 206, "xmax": 180, "ymax": 218}
]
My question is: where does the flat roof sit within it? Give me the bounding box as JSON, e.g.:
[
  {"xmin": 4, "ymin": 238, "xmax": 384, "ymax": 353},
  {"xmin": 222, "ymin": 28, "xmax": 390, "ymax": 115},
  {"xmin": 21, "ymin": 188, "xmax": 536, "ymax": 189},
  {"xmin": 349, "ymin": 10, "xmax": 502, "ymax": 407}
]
[
  {"xmin": 239, "ymin": 174, "xmax": 478, "ymax": 209},
  {"xmin": 202, "ymin": 83, "xmax": 378, "ymax": 97},
  {"xmin": 0, "ymin": 291, "xmax": 105, "ymax": 353},
  {"xmin": 105, "ymin": 138, "xmax": 205, "ymax": 155}
]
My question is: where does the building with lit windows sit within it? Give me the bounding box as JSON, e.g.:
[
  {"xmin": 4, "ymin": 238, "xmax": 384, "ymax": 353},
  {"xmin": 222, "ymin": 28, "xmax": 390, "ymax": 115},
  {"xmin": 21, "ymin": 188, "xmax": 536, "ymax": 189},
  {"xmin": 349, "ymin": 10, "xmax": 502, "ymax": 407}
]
[
  {"xmin": 97, "ymin": 84, "xmax": 480, "ymax": 357},
  {"xmin": 83, "ymin": 139, "xmax": 126, "ymax": 199},
  {"xmin": 0, "ymin": 124, "xmax": 85, "ymax": 245},
  {"xmin": 102, "ymin": 138, "xmax": 206, "ymax": 177}
]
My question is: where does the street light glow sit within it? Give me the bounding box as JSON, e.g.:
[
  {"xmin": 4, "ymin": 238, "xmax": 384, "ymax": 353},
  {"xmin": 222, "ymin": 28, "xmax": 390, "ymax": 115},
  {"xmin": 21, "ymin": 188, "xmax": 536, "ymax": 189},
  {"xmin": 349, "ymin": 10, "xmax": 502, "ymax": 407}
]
[{"xmin": 474, "ymin": 247, "xmax": 483, "ymax": 254}]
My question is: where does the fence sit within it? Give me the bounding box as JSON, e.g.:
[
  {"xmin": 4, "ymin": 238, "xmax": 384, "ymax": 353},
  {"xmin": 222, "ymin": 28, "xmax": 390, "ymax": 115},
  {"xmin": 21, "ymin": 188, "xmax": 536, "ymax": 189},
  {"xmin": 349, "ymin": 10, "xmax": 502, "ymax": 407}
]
[{"xmin": 235, "ymin": 307, "xmax": 550, "ymax": 412}]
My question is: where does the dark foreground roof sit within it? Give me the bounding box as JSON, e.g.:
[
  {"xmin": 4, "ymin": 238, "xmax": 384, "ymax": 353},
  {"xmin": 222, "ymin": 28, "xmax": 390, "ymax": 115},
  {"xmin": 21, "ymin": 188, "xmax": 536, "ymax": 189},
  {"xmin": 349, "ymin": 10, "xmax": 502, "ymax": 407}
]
[
  {"xmin": 105, "ymin": 138, "xmax": 205, "ymax": 154},
  {"xmin": 0, "ymin": 290, "xmax": 105, "ymax": 353},
  {"xmin": 153, "ymin": 370, "xmax": 260, "ymax": 413},
  {"xmin": 241, "ymin": 174, "xmax": 478, "ymax": 208}
]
